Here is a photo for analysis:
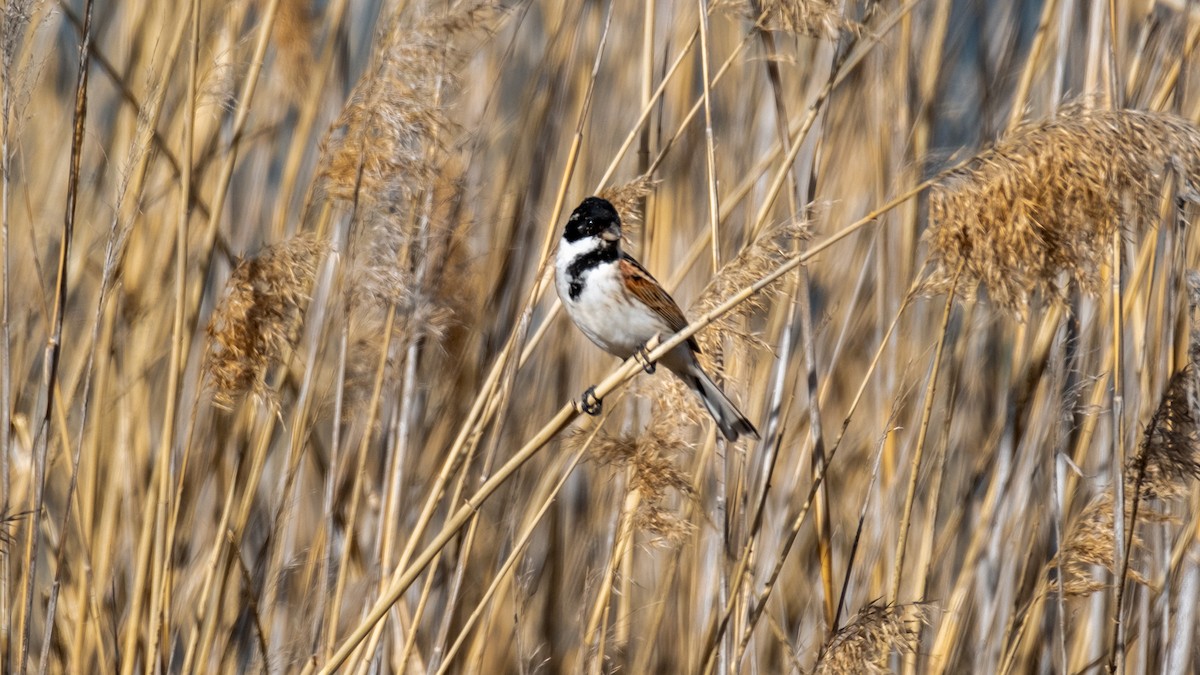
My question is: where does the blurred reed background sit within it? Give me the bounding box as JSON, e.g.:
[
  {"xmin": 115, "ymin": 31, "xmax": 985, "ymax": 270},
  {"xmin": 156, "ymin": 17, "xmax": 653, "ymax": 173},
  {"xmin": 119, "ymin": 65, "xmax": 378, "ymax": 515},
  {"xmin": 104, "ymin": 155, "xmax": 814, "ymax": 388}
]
[{"xmin": 3, "ymin": 0, "xmax": 1200, "ymax": 672}]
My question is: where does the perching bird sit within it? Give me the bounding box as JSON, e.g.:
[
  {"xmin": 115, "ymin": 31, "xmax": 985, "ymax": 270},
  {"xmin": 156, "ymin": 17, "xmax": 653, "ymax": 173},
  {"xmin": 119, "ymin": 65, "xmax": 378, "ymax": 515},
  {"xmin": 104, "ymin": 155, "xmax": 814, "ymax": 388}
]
[{"xmin": 554, "ymin": 196, "xmax": 759, "ymax": 442}]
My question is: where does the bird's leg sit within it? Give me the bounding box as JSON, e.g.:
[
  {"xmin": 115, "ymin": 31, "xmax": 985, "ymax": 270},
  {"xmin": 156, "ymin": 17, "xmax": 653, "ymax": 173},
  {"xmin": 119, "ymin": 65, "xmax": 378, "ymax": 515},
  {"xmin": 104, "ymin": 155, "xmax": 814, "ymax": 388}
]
[
  {"xmin": 579, "ymin": 386, "xmax": 603, "ymax": 415},
  {"xmin": 634, "ymin": 344, "xmax": 657, "ymax": 374}
]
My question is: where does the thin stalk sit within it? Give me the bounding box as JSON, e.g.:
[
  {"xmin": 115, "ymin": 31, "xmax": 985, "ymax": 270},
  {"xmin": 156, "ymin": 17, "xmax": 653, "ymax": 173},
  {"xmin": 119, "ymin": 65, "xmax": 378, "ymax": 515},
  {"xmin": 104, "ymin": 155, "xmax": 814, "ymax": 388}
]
[
  {"xmin": 735, "ymin": 273, "xmax": 926, "ymax": 664},
  {"xmin": 0, "ymin": 3, "xmax": 15, "ymax": 664},
  {"xmin": 38, "ymin": 0, "xmax": 194, "ymax": 670},
  {"xmin": 637, "ymin": 0, "xmax": 655, "ymax": 220},
  {"xmin": 424, "ymin": 347, "xmax": 526, "ymax": 673},
  {"xmin": 272, "ymin": 0, "xmax": 352, "ymax": 238},
  {"xmin": 378, "ymin": 3, "xmax": 615, "ymax": 607},
  {"xmin": 929, "ymin": 236, "xmax": 1159, "ymax": 675},
  {"xmin": 889, "ymin": 266, "xmax": 960, "ymax": 604},
  {"xmin": 1109, "ymin": 228, "xmax": 1128, "ymax": 674},
  {"xmin": 187, "ymin": 0, "xmax": 284, "ymax": 337},
  {"xmin": 1006, "ymin": 0, "xmax": 1060, "ymax": 133},
  {"xmin": 904, "ymin": 307, "xmax": 967, "ymax": 675},
  {"xmin": 1053, "ymin": 450, "xmax": 1069, "ymax": 673},
  {"xmin": 354, "ymin": 41, "xmax": 453, "ymax": 672},
  {"xmin": 144, "ymin": 0, "xmax": 199, "ymax": 667},
  {"xmin": 313, "ymin": 320, "xmax": 348, "ymax": 657},
  {"xmin": 20, "ymin": 1, "xmax": 93, "ymax": 670},
  {"xmin": 1108, "ymin": 0, "xmax": 1122, "ymax": 108},
  {"xmin": 697, "ymin": 0, "xmax": 721, "ymax": 272},
  {"xmin": 190, "ymin": 410, "xmax": 280, "ymax": 672},
  {"xmin": 324, "ymin": 302, "xmax": 399, "ymax": 660},
  {"xmin": 743, "ymin": 3, "xmax": 843, "ymax": 646},
  {"xmin": 55, "ymin": 1, "xmax": 214, "ymax": 222},
  {"xmin": 259, "ymin": 249, "xmax": 337, "ymax": 664}
]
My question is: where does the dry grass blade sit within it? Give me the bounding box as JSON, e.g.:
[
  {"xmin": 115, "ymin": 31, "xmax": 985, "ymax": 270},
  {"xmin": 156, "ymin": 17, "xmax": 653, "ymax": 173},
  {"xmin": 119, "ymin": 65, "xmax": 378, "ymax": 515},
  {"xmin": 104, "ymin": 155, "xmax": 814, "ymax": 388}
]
[
  {"xmin": 925, "ymin": 108, "xmax": 1200, "ymax": 313},
  {"xmin": 204, "ymin": 234, "xmax": 328, "ymax": 408},
  {"xmin": 813, "ymin": 601, "xmax": 931, "ymax": 674}
]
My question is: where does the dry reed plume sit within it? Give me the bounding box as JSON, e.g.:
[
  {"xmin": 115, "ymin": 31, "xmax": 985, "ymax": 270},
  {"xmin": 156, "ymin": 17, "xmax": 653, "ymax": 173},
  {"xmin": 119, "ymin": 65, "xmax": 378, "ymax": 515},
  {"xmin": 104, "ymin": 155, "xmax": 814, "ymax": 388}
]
[
  {"xmin": 1048, "ymin": 269, "xmax": 1200, "ymax": 599},
  {"xmin": 204, "ymin": 234, "xmax": 327, "ymax": 408},
  {"xmin": 583, "ymin": 425, "xmax": 695, "ymax": 543},
  {"xmin": 597, "ymin": 175, "xmax": 658, "ymax": 235},
  {"xmin": 814, "ymin": 602, "xmax": 930, "ymax": 674},
  {"xmin": 316, "ymin": 3, "xmax": 496, "ymax": 206},
  {"xmin": 718, "ymin": 0, "xmax": 860, "ymax": 38},
  {"xmin": 1050, "ymin": 492, "xmax": 1155, "ymax": 598},
  {"xmin": 926, "ymin": 108, "xmax": 1200, "ymax": 312}
]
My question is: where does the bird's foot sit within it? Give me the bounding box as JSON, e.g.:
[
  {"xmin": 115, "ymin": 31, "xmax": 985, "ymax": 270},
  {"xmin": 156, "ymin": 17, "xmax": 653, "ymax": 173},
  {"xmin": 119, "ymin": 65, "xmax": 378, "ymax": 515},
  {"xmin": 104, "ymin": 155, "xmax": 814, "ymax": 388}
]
[
  {"xmin": 634, "ymin": 345, "xmax": 656, "ymax": 374},
  {"xmin": 579, "ymin": 386, "xmax": 603, "ymax": 416}
]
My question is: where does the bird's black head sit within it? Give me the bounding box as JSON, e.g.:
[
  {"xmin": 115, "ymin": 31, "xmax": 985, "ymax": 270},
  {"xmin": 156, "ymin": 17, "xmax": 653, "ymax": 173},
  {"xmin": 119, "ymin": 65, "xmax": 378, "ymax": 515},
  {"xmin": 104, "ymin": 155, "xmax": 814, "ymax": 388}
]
[{"xmin": 563, "ymin": 196, "xmax": 622, "ymax": 243}]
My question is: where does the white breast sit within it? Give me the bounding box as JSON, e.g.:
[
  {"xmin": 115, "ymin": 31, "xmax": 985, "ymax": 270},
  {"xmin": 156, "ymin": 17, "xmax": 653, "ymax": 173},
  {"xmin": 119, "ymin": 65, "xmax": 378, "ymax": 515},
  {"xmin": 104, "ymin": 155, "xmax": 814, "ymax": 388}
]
[{"xmin": 555, "ymin": 238, "xmax": 674, "ymax": 359}]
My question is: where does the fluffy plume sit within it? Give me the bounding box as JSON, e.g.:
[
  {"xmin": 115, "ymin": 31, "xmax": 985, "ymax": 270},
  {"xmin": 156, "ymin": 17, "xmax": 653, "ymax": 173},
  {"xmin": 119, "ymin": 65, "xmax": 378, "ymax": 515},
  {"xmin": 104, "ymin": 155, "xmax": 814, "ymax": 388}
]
[
  {"xmin": 925, "ymin": 108, "xmax": 1200, "ymax": 313},
  {"xmin": 1129, "ymin": 365, "xmax": 1200, "ymax": 500},
  {"xmin": 2, "ymin": 0, "xmax": 33, "ymax": 67},
  {"xmin": 1130, "ymin": 269, "xmax": 1200, "ymax": 497},
  {"xmin": 1048, "ymin": 492, "xmax": 1156, "ymax": 598},
  {"xmin": 315, "ymin": 3, "xmax": 496, "ymax": 205},
  {"xmin": 1049, "ymin": 271, "xmax": 1200, "ymax": 598},
  {"xmin": 717, "ymin": 0, "xmax": 859, "ymax": 39},
  {"xmin": 598, "ymin": 176, "xmax": 658, "ymax": 236},
  {"xmin": 583, "ymin": 425, "xmax": 695, "ymax": 544},
  {"xmin": 317, "ymin": 3, "xmax": 496, "ymax": 405},
  {"xmin": 813, "ymin": 602, "xmax": 931, "ymax": 674},
  {"xmin": 204, "ymin": 234, "xmax": 328, "ymax": 409},
  {"xmin": 692, "ymin": 218, "xmax": 809, "ymax": 337}
]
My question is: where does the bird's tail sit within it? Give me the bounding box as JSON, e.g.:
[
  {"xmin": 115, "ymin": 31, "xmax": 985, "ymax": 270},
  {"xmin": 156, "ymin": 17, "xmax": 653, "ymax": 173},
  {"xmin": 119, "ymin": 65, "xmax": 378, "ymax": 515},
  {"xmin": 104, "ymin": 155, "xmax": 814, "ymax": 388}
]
[{"xmin": 689, "ymin": 366, "xmax": 759, "ymax": 443}]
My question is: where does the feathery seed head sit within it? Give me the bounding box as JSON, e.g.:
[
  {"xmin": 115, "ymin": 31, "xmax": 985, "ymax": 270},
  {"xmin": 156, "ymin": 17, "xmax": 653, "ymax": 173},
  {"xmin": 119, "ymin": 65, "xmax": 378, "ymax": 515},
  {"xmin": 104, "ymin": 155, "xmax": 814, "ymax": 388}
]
[
  {"xmin": 814, "ymin": 602, "xmax": 931, "ymax": 674},
  {"xmin": 925, "ymin": 109, "xmax": 1200, "ymax": 313},
  {"xmin": 1048, "ymin": 492, "xmax": 1158, "ymax": 599},
  {"xmin": 597, "ymin": 176, "xmax": 659, "ymax": 235},
  {"xmin": 691, "ymin": 218, "xmax": 809, "ymax": 359},
  {"xmin": 316, "ymin": 3, "xmax": 498, "ymax": 205},
  {"xmin": 717, "ymin": 0, "xmax": 860, "ymax": 38},
  {"xmin": 1129, "ymin": 365, "xmax": 1200, "ymax": 500},
  {"xmin": 204, "ymin": 234, "xmax": 328, "ymax": 409},
  {"xmin": 585, "ymin": 426, "xmax": 695, "ymax": 544}
]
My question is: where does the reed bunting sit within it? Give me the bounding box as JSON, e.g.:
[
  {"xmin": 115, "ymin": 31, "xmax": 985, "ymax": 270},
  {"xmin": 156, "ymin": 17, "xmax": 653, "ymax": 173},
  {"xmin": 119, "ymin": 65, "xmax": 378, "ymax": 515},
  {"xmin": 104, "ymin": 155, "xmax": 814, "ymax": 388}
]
[{"xmin": 555, "ymin": 196, "xmax": 759, "ymax": 442}]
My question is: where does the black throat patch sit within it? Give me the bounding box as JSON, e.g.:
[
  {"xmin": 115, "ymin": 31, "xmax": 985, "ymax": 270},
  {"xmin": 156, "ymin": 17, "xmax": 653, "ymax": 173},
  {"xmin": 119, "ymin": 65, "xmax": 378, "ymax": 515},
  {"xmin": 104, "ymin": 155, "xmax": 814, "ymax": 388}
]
[{"xmin": 566, "ymin": 245, "xmax": 618, "ymax": 300}]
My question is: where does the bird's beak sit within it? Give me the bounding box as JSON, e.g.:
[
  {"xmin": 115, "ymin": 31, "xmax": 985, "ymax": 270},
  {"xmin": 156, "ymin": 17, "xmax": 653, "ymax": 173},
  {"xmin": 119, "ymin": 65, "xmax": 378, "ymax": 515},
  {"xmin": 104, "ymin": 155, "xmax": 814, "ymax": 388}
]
[{"xmin": 600, "ymin": 223, "xmax": 621, "ymax": 242}]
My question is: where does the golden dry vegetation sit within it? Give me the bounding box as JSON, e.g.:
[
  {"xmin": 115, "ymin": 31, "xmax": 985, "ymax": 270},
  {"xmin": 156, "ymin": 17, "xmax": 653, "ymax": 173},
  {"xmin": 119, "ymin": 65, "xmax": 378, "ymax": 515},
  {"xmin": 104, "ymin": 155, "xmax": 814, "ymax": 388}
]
[{"xmin": 3, "ymin": 0, "xmax": 1200, "ymax": 673}]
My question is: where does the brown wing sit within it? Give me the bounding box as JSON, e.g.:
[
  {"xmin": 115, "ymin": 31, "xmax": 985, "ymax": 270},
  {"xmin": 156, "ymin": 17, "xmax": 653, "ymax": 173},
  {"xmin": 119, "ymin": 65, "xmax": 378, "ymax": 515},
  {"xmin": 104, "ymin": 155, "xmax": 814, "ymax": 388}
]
[{"xmin": 620, "ymin": 254, "xmax": 701, "ymax": 353}]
